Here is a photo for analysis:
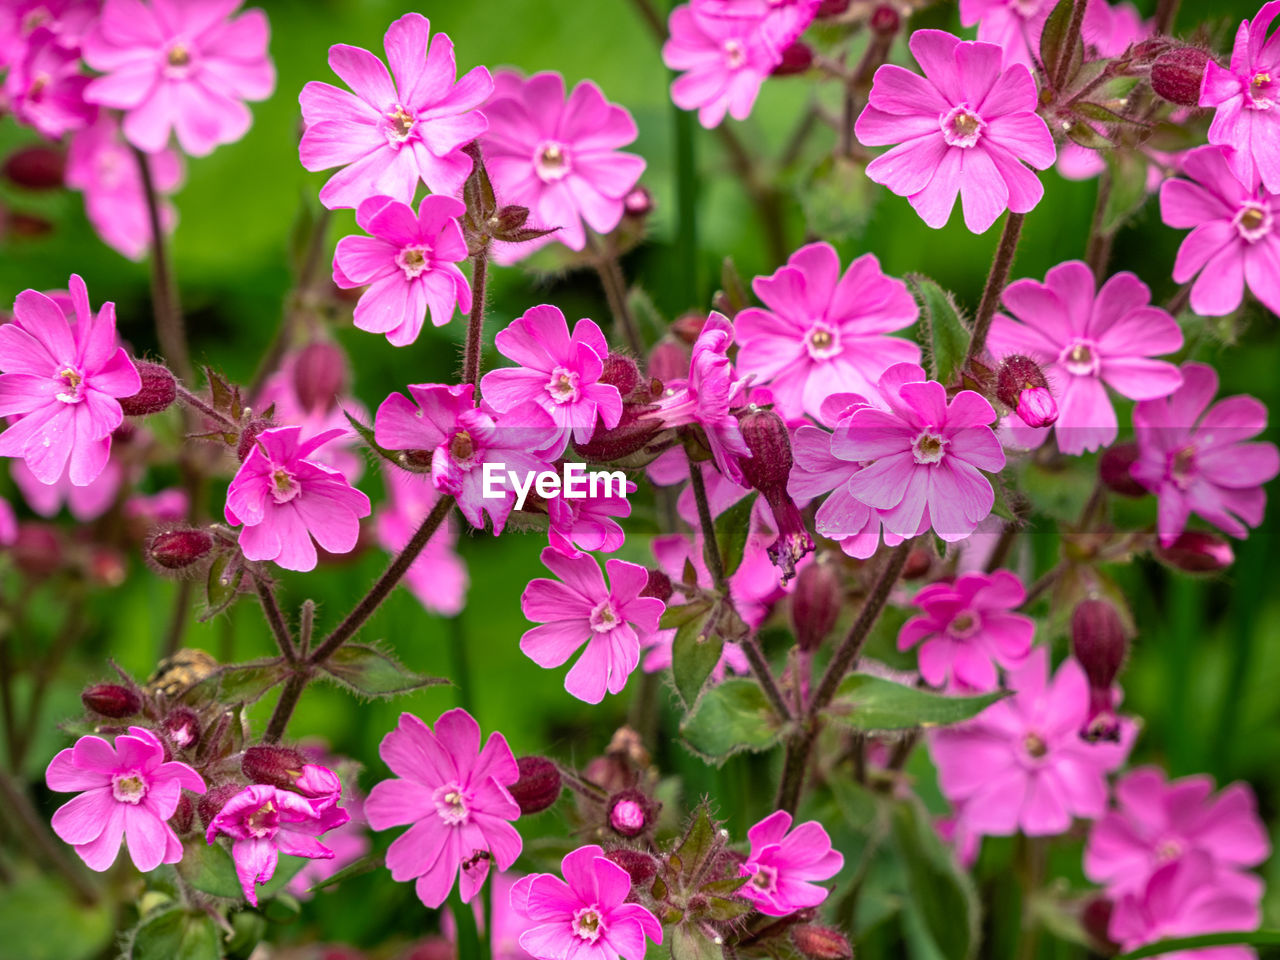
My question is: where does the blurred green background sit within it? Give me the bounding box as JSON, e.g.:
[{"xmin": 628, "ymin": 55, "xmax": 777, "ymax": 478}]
[{"xmin": 1, "ymin": 0, "xmax": 1278, "ymax": 956}]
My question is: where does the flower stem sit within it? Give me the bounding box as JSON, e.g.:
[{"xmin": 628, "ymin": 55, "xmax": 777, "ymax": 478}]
[
  {"xmin": 1085, "ymin": 170, "xmax": 1114, "ymax": 281},
  {"xmin": 1051, "ymin": 0, "xmax": 1089, "ymax": 92},
  {"xmin": 463, "ymin": 246, "xmax": 489, "ymax": 400},
  {"xmin": 966, "ymin": 212, "xmax": 1025, "ymax": 366},
  {"xmin": 591, "ymin": 235, "xmax": 644, "ymax": 356},
  {"xmin": 298, "ymin": 599, "xmax": 316, "ymax": 660},
  {"xmin": 264, "ymin": 670, "xmax": 310, "ymax": 744},
  {"xmin": 175, "ymin": 384, "xmax": 238, "ymax": 431},
  {"xmin": 253, "ymin": 575, "xmax": 296, "ymax": 663},
  {"xmin": 133, "ymin": 146, "xmax": 191, "ymax": 384},
  {"xmin": 686, "ymin": 455, "xmax": 725, "ymax": 589}
]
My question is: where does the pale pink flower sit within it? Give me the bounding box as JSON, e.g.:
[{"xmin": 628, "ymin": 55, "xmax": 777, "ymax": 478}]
[
  {"xmin": 1159, "ymin": 145, "xmax": 1280, "ymax": 317},
  {"xmin": 735, "ymin": 243, "xmax": 920, "ymax": 421},
  {"xmin": 206, "ymin": 784, "xmax": 349, "ymax": 907},
  {"xmin": 256, "ymin": 356, "xmax": 366, "ymax": 485},
  {"xmin": 1131, "ymin": 363, "xmax": 1279, "ymax": 546},
  {"xmin": 83, "ymin": 0, "xmax": 275, "ymax": 157},
  {"xmin": 957, "ymin": 0, "xmax": 1053, "ymax": 71},
  {"xmin": 332, "ymin": 194, "xmax": 472, "ymax": 346},
  {"xmin": 288, "ymin": 793, "xmax": 371, "ymax": 901},
  {"xmin": 5, "ymin": 25, "xmax": 95, "ymax": 138},
  {"xmin": 0, "ymin": 0, "xmax": 97, "ymax": 66},
  {"xmin": 299, "ymin": 13, "xmax": 491, "ymax": 209},
  {"xmin": 546, "ymin": 476, "xmax": 634, "ymax": 557},
  {"xmin": 739, "ymin": 811, "xmax": 844, "ymax": 916},
  {"xmin": 11, "ymin": 455, "xmax": 124, "ymax": 522},
  {"xmin": 929, "ymin": 647, "xmax": 1135, "ymax": 837},
  {"xmin": 696, "ymin": 0, "xmax": 821, "ymax": 53},
  {"xmin": 46, "ymin": 726, "xmax": 206, "ymax": 872},
  {"xmin": 898, "ymin": 570, "xmax": 1034, "ymax": 691},
  {"xmin": 511, "ymin": 844, "xmax": 663, "ymax": 960},
  {"xmin": 224, "ymin": 426, "xmax": 371, "ymax": 572},
  {"xmin": 365, "ymin": 709, "xmax": 522, "ymax": 909},
  {"xmin": 124, "ymin": 487, "xmax": 188, "ymax": 524},
  {"xmin": 855, "ymin": 30, "xmax": 1055, "ymax": 233},
  {"xmin": 482, "ymin": 305, "xmax": 623, "ymax": 459},
  {"xmin": 0, "ymin": 275, "xmax": 140, "ymax": 486},
  {"xmin": 482, "ymin": 71, "xmax": 645, "ymax": 260},
  {"xmin": 1084, "ymin": 0, "xmax": 1152, "ymax": 58},
  {"xmin": 376, "ymin": 467, "xmax": 468, "ymax": 617},
  {"xmin": 520, "ymin": 547, "xmax": 664, "ymax": 705},
  {"xmin": 987, "ymin": 261, "xmax": 1183, "ymax": 455}
]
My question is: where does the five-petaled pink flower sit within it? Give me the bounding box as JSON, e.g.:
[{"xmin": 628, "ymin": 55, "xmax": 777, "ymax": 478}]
[
  {"xmin": 1131, "ymin": 362, "xmax": 1279, "ymax": 546},
  {"xmin": 483, "ymin": 71, "xmax": 646, "ymax": 261},
  {"xmin": 511, "ymin": 844, "xmax": 663, "ymax": 960},
  {"xmin": 520, "ymin": 547, "xmax": 665, "ymax": 705},
  {"xmin": 1159, "ymin": 145, "xmax": 1280, "ymax": 317},
  {"xmin": 855, "ymin": 30, "xmax": 1055, "ymax": 233},
  {"xmin": 5, "ymin": 25, "xmax": 95, "ymax": 138},
  {"xmin": 46, "ymin": 726, "xmax": 206, "ymax": 872},
  {"xmin": 333, "ymin": 194, "xmax": 473, "ymax": 346},
  {"xmin": 987, "ymin": 260, "xmax": 1184, "ymax": 455},
  {"xmin": 365, "ymin": 709, "xmax": 522, "ymax": 909},
  {"xmin": 83, "ymin": 0, "xmax": 275, "ymax": 157},
  {"xmin": 929, "ymin": 647, "xmax": 1135, "ymax": 838},
  {"xmin": 206, "ymin": 783, "xmax": 350, "ymax": 906},
  {"xmin": 481, "ymin": 305, "xmax": 623, "ymax": 459},
  {"xmin": 957, "ymin": 0, "xmax": 1052, "ymax": 71},
  {"xmin": 224, "ymin": 425, "xmax": 372, "ymax": 572},
  {"xmin": 739, "ymin": 811, "xmax": 844, "ymax": 917},
  {"xmin": 299, "ymin": 13, "xmax": 492, "ymax": 209},
  {"xmin": 0, "ymin": 275, "xmax": 141, "ymax": 487},
  {"xmin": 376, "ymin": 467, "xmax": 469, "ymax": 617},
  {"xmin": 546, "ymin": 476, "xmax": 634, "ymax": 557},
  {"xmin": 735, "ymin": 242, "xmax": 920, "ymax": 421},
  {"xmin": 899, "ymin": 570, "xmax": 1034, "ymax": 691}
]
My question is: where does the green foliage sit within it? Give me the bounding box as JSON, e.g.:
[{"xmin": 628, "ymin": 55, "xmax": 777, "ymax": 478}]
[
  {"xmin": 318, "ymin": 643, "xmax": 447, "ymax": 698},
  {"xmin": 672, "ymin": 614, "xmax": 724, "ymax": 709},
  {"xmin": 823, "ymin": 673, "xmax": 1005, "ymax": 731},
  {"xmin": 908, "ymin": 275, "xmax": 969, "ymax": 385},
  {"xmin": 714, "ymin": 493, "xmax": 758, "ymax": 578},
  {"xmin": 129, "ymin": 909, "xmax": 221, "ymax": 960},
  {"xmin": 680, "ymin": 678, "xmax": 783, "ymax": 760},
  {"xmin": 0, "ymin": 871, "xmax": 113, "ymax": 960}
]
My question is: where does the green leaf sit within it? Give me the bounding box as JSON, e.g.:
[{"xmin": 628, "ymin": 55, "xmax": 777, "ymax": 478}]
[
  {"xmin": 1118, "ymin": 931, "xmax": 1280, "ymax": 959},
  {"xmin": 306, "ymin": 852, "xmax": 382, "ymax": 893},
  {"xmin": 129, "ymin": 909, "xmax": 221, "ymax": 960},
  {"xmin": 799, "ymin": 154, "xmax": 878, "ymax": 241},
  {"xmin": 1064, "ymin": 120, "xmax": 1113, "ymax": 150},
  {"xmin": 255, "ymin": 855, "xmax": 309, "ymax": 901},
  {"xmin": 674, "ymin": 804, "xmax": 721, "ymax": 884},
  {"xmin": 823, "ymin": 674, "xmax": 1005, "ymax": 731},
  {"xmin": 1101, "ymin": 150, "xmax": 1150, "ymax": 234},
  {"xmin": 907, "ymin": 275, "xmax": 969, "ymax": 385},
  {"xmin": 719, "ymin": 257, "xmax": 750, "ymax": 316},
  {"xmin": 680, "ymin": 678, "xmax": 783, "ymax": 760},
  {"xmin": 714, "ymin": 492, "xmax": 758, "ymax": 577},
  {"xmin": 178, "ymin": 840, "xmax": 242, "ymax": 900},
  {"xmin": 669, "ymin": 923, "xmax": 725, "ymax": 960},
  {"xmin": 660, "ymin": 599, "xmax": 713, "ymax": 631},
  {"xmin": 0, "ymin": 870, "xmax": 113, "ymax": 960},
  {"xmin": 319, "ymin": 643, "xmax": 447, "ymax": 698},
  {"xmin": 216, "ymin": 660, "xmax": 289, "ymax": 704},
  {"xmin": 202, "ymin": 553, "xmax": 243, "ymax": 621},
  {"xmin": 890, "ymin": 797, "xmax": 981, "ymax": 960},
  {"xmin": 672, "ymin": 611, "xmax": 722, "ymax": 709},
  {"xmin": 1038, "ymin": 0, "xmax": 1082, "ymax": 80},
  {"xmin": 1072, "ymin": 101, "xmax": 1141, "ymax": 126}
]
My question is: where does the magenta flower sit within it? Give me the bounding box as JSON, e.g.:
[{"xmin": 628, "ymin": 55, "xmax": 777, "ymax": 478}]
[
  {"xmin": 482, "ymin": 71, "xmax": 645, "ymax": 261},
  {"xmin": 987, "ymin": 261, "xmax": 1183, "ymax": 455},
  {"xmin": 206, "ymin": 784, "xmax": 350, "ymax": 907},
  {"xmin": 5, "ymin": 25, "xmax": 95, "ymax": 138},
  {"xmin": 83, "ymin": 0, "xmax": 275, "ymax": 157},
  {"xmin": 734, "ymin": 243, "xmax": 920, "ymax": 421},
  {"xmin": 373, "ymin": 383, "xmax": 557, "ymax": 533},
  {"xmin": 332, "ymin": 195, "xmax": 472, "ymax": 346},
  {"xmin": 520, "ymin": 547, "xmax": 665, "ymax": 704},
  {"xmin": 957, "ymin": 0, "xmax": 1052, "ymax": 70},
  {"xmin": 482, "ymin": 306, "xmax": 623, "ymax": 459},
  {"xmin": 546, "ymin": 476, "xmax": 634, "ymax": 557},
  {"xmin": 511, "ymin": 844, "xmax": 663, "ymax": 960},
  {"xmin": 288, "ymin": 793, "xmax": 371, "ymax": 901},
  {"xmin": 662, "ymin": 1, "xmax": 779, "ymax": 129},
  {"xmin": 376, "ymin": 468, "xmax": 469, "ymax": 617},
  {"xmin": 256, "ymin": 354, "xmax": 366, "ymax": 485},
  {"xmin": 11, "ymin": 456, "xmax": 124, "ymax": 523},
  {"xmin": 46, "ymin": 726, "xmax": 206, "ymax": 872},
  {"xmin": 299, "ymin": 13, "xmax": 491, "ymax": 209},
  {"xmin": 855, "ymin": 30, "xmax": 1055, "ymax": 233},
  {"xmin": 0, "ymin": 275, "xmax": 141, "ymax": 487},
  {"xmin": 1131, "ymin": 363, "xmax": 1279, "ymax": 546},
  {"xmin": 898, "ymin": 570, "xmax": 1034, "ymax": 691},
  {"xmin": 739, "ymin": 811, "xmax": 844, "ymax": 917},
  {"xmin": 1159, "ymin": 145, "xmax": 1280, "ymax": 317},
  {"xmin": 929, "ymin": 647, "xmax": 1135, "ymax": 838},
  {"xmin": 365, "ymin": 709, "xmax": 522, "ymax": 909},
  {"xmin": 1086, "ymin": 767, "xmax": 1270, "ymax": 898},
  {"xmin": 224, "ymin": 425, "xmax": 372, "ymax": 572},
  {"xmin": 1201, "ymin": 1, "xmax": 1280, "ymax": 194}
]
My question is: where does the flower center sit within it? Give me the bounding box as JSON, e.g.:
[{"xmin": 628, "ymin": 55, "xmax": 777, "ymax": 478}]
[
  {"xmin": 572, "ymin": 906, "xmax": 606, "ymax": 943},
  {"xmin": 911, "ymin": 430, "xmax": 947, "ymax": 465},
  {"xmin": 111, "ymin": 772, "xmax": 149, "ymax": 804},
  {"xmin": 433, "ymin": 783, "xmax": 470, "ymax": 825},
  {"xmin": 271, "ymin": 466, "xmax": 301, "ymax": 504},
  {"xmin": 545, "ymin": 366, "xmax": 581, "ymax": 404},
  {"xmin": 1234, "ymin": 201, "xmax": 1273, "ymax": 242},
  {"xmin": 751, "ymin": 864, "xmax": 779, "ymax": 893},
  {"xmin": 167, "ymin": 43, "xmax": 190, "ymax": 67},
  {"xmin": 804, "ymin": 321, "xmax": 842, "ymax": 361},
  {"xmin": 1248, "ymin": 71, "xmax": 1276, "ymax": 108},
  {"xmin": 950, "ymin": 610, "xmax": 980, "ymax": 638},
  {"xmin": 1024, "ymin": 732, "xmax": 1048, "ymax": 759},
  {"xmin": 1059, "ymin": 339, "xmax": 1101, "ymax": 377},
  {"xmin": 28, "ymin": 73, "xmax": 50, "ymax": 99},
  {"xmin": 534, "ymin": 141, "xmax": 571, "ymax": 182},
  {"xmin": 449, "ymin": 430, "xmax": 477, "ymax": 468},
  {"xmin": 55, "ymin": 366, "xmax": 85, "ymax": 403},
  {"xmin": 723, "ymin": 38, "xmax": 747, "ymax": 69},
  {"xmin": 940, "ymin": 104, "xmax": 986, "ymax": 148},
  {"xmin": 589, "ymin": 599, "xmax": 620, "ymax": 633},
  {"xmin": 397, "ymin": 245, "xmax": 430, "ymax": 279},
  {"xmin": 386, "ymin": 105, "xmax": 416, "ymax": 142},
  {"xmin": 1156, "ymin": 837, "xmax": 1183, "ymax": 862},
  {"xmin": 1170, "ymin": 445, "xmax": 1196, "ymax": 489},
  {"xmin": 246, "ymin": 801, "xmax": 279, "ymax": 838}
]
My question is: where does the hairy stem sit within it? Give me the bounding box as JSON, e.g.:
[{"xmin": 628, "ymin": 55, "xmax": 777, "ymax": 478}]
[
  {"xmin": 264, "ymin": 670, "xmax": 311, "ymax": 744},
  {"xmin": 1154, "ymin": 0, "xmax": 1181, "ymax": 34},
  {"xmin": 775, "ymin": 720, "xmax": 817, "ymax": 815},
  {"xmin": 175, "ymin": 384, "xmax": 238, "ymax": 431},
  {"xmin": 740, "ymin": 636, "xmax": 794, "ymax": 724},
  {"xmin": 463, "ymin": 247, "xmax": 489, "ymax": 399},
  {"xmin": 134, "ymin": 146, "xmax": 191, "ymax": 383},
  {"xmin": 686, "ymin": 455, "xmax": 725, "ymax": 588},
  {"xmin": 162, "ymin": 580, "xmax": 194, "ymax": 659},
  {"xmin": 253, "ymin": 576, "xmax": 296, "ymax": 663},
  {"xmin": 966, "ymin": 212, "xmax": 1026, "ymax": 365},
  {"xmin": 299, "ymin": 599, "xmax": 316, "ymax": 660},
  {"xmin": 591, "ymin": 236, "xmax": 644, "ymax": 356},
  {"xmin": 1085, "ymin": 170, "xmax": 1114, "ymax": 281},
  {"xmin": 1051, "ymin": 0, "xmax": 1089, "ymax": 92}
]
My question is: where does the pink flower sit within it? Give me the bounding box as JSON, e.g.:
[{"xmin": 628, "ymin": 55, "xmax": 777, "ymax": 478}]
[
  {"xmin": 957, "ymin": 0, "xmax": 1053, "ymax": 70},
  {"xmin": 929, "ymin": 647, "xmax": 1135, "ymax": 837},
  {"xmin": 445, "ymin": 871, "xmax": 537, "ymax": 960},
  {"xmin": 0, "ymin": 1, "xmax": 97, "ymax": 67},
  {"xmin": 11, "ymin": 455, "xmax": 124, "ymax": 522},
  {"xmin": 224, "ymin": 425, "xmax": 372, "ymax": 572},
  {"xmin": 288, "ymin": 793, "xmax": 371, "ymax": 901},
  {"xmin": 299, "ymin": 13, "xmax": 491, "ymax": 210},
  {"xmin": 511, "ymin": 844, "xmax": 663, "ymax": 960},
  {"xmin": 546, "ymin": 476, "xmax": 634, "ymax": 557},
  {"xmin": 376, "ymin": 467, "xmax": 469, "ymax": 617},
  {"xmin": 332, "ymin": 194, "xmax": 472, "ymax": 346},
  {"xmin": 256, "ymin": 357, "xmax": 366, "ymax": 485},
  {"xmin": 1086, "ymin": 767, "xmax": 1270, "ymax": 898},
  {"xmin": 739, "ymin": 811, "xmax": 844, "ymax": 916},
  {"xmin": 206, "ymin": 784, "xmax": 350, "ymax": 906},
  {"xmin": 83, "ymin": 0, "xmax": 275, "ymax": 157},
  {"xmin": 987, "ymin": 261, "xmax": 1183, "ymax": 455},
  {"xmin": 5, "ymin": 25, "xmax": 95, "ymax": 138},
  {"xmin": 365, "ymin": 709, "xmax": 522, "ymax": 909},
  {"xmin": 46, "ymin": 726, "xmax": 206, "ymax": 872},
  {"xmin": 482, "ymin": 71, "xmax": 645, "ymax": 260},
  {"xmin": 520, "ymin": 547, "xmax": 664, "ymax": 704},
  {"xmin": 1131, "ymin": 363, "xmax": 1279, "ymax": 546},
  {"xmin": 0, "ymin": 497, "xmax": 15, "ymax": 546},
  {"xmin": 373, "ymin": 383, "xmax": 557, "ymax": 533},
  {"xmin": 734, "ymin": 243, "xmax": 920, "ymax": 421},
  {"xmin": 482, "ymin": 305, "xmax": 623, "ymax": 459},
  {"xmin": 1201, "ymin": 0, "xmax": 1280, "ymax": 194},
  {"xmin": 0, "ymin": 275, "xmax": 141, "ymax": 487},
  {"xmin": 1159, "ymin": 145, "xmax": 1280, "ymax": 317},
  {"xmin": 855, "ymin": 30, "xmax": 1055, "ymax": 233},
  {"xmin": 66, "ymin": 113, "xmax": 185, "ymax": 261},
  {"xmin": 898, "ymin": 570, "xmax": 1034, "ymax": 691}
]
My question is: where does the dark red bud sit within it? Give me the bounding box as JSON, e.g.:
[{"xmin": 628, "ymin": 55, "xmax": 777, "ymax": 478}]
[
  {"xmin": 237, "ymin": 419, "xmax": 272, "ymax": 462},
  {"xmin": 1099, "ymin": 443, "xmax": 1148, "ymax": 498},
  {"xmin": 1154, "ymin": 530, "xmax": 1235, "ymax": 573},
  {"xmin": 772, "ymin": 41, "xmax": 814, "ymax": 76},
  {"xmin": 1071, "ymin": 599, "xmax": 1129, "ymax": 741},
  {"xmin": 574, "ymin": 404, "xmax": 666, "ymax": 464},
  {"xmin": 600, "ymin": 354, "xmax": 642, "ymax": 398},
  {"xmin": 738, "ymin": 408, "xmax": 814, "ymax": 582},
  {"xmin": 509, "ymin": 756, "xmax": 562, "ymax": 815},
  {"xmin": 163, "ymin": 708, "xmax": 202, "ymax": 750},
  {"xmin": 495, "ymin": 204, "xmax": 531, "ymax": 232},
  {"xmin": 118, "ymin": 361, "xmax": 177, "ymax": 417},
  {"xmin": 242, "ymin": 745, "xmax": 309, "ymax": 790},
  {"xmin": 816, "ymin": 0, "xmax": 852, "ymax": 16},
  {"xmin": 10, "ymin": 213, "xmax": 54, "ymax": 237},
  {"xmin": 607, "ymin": 789, "xmax": 656, "ymax": 838},
  {"xmin": 641, "ymin": 567, "xmax": 674, "ymax": 603},
  {"xmin": 623, "ymin": 186, "xmax": 653, "ymax": 217},
  {"xmin": 870, "ymin": 3, "xmax": 901, "ymax": 34},
  {"xmin": 647, "ymin": 338, "xmax": 688, "ymax": 383},
  {"xmin": 672, "ymin": 312, "xmax": 707, "ymax": 345},
  {"xmin": 2, "ymin": 145, "xmax": 66, "ymax": 190},
  {"xmin": 12, "ymin": 523, "xmax": 62, "ymax": 579},
  {"xmin": 901, "ymin": 548, "xmax": 934, "ymax": 580},
  {"xmin": 172, "ymin": 794, "xmax": 194, "ymax": 834},
  {"xmin": 198, "ymin": 783, "xmax": 244, "ymax": 829},
  {"xmin": 1081, "ymin": 896, "xmax": 1116, "ymax": 950},
  {"xmin": 997, "ymin": 355, "xmax": 1058, "ymax": 427},
  {"xmin": 605, "ymin": 848, "xmax": 659, "ymax": 885},
  {"xmin": 1151, "ymin": 47, "xmax": 1213, "ymax": 106},
  {"xmin": 792, "ymin": 926, "xmax": 854, "ymax": 960},
  {"xmin": 82, "ymin": 683, "xmax": 142, "ymax": 718},
  {"xmin": 791, "ymin": 562, "xmax": 841, "ymax": 652},
  {"xmin": 292, "ymin": 341, "xmax": 347, "ymax": 413},
  {"xmin": 147, "ymin": 528, "xmax": 215, "ymax": 570}
]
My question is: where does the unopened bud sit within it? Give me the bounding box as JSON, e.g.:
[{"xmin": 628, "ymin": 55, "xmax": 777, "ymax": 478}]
[
  {"xmin": 292, "ymin": 342, "xmax": 346, "ymax": 413},
  {"xmin": 118, "ymin": 361, "xmax": 177, "ymax": 416},
  {"xmin": 738, "ymin": 408, "xmax": 814, "ymax": 583},
  {"xmin": 574, "ymin": 404, "xmax": 666, "ymax": 464},
  {"xmin": 870, "ymin": 3, "xmax": 900, "ymax": 34},
  {"xmin": 1081, "ymin": 896, "xmax": 1116, "ymax": 951},
  {"xmin": 997, "ymin": 355, "xmax": 1057, "ymax": 428},
  {"xmin": 198, "ymin": 783, "xmax": 244, "ymax": 829},
  {"xmin": 641, "ymin": 568, "xmax": 673, "ymax": 603},
  {"xmin": 509, "ymin": 756, "xmax": 562, "ymax": 815},
  {"xmin": 605, "ymin": 848, "xmax": 659, "ymax": 885},
  {"xmin": 242, "ymin": 745, "xmax": 309, "ymax": 790},
  {"xmin": 237, "ymin": 419, "xmax": 272, "ymax": 462},
  {"xmin": 1151, "ymin": 47, "xmax": 1212, "ymax": 106},
  {"xmin": 817, "ymin": 0, "xmax": 852, "ymax": 16},
  {"xmin": 791, "ymin": 562, "xmax": 841, "ymax": 652},
  {"xmin": 600, "ymin": 354, "xmax": 642, "ymax": 398},
  {"xmin": 294, "ymin": 764, "xmax": 342, "ymax": 801},
  {"xmin": 82, "ymin": 683, "xmax": 142, "ymax": 718},
  {"xmin": 773, "ymin": 41, "xmax": 813, "ymax": 76},
  {"xmin": 13, "ymin": 523, "xmax": 62, "ymax": 579},
  {"xmin": 672, "ymin": 312, "xmax": 706, "ymax": 345},
  {"xmin": 623, "ymin": 186, "xmax": 653, "ymax": 218},
  {"xmin": 163, "ymin": 708, "xmax": 201, "ymax": 749},
  {"xmin": 1154, "ymin": 530, "xmax": 1234, "ymax": 573},
  {"xmin": 2, "ymin": 145, "xmax": 66, "ymax": 189},
  {"xmin": 494, "ymin": 204, "xmax": 530, "ymax": 233},
  {"xmin": 607, "ymin": 789, "xmax": 656, "ymax": 838},
  {"xmin": 172, "ymin": 794, "xmax": 194, "ymax": 834},
  {"xmin": 647, "ymin": 338, "xmax": 689, "ymax": 383},
  {"xmin": 147, "ymin": 528, "xmax": 215, "ymax": 570},
  {"xmin": 792, "ymin": 926, "xmax": 854, "ymax": 960},
  {"xmin": 1099, "ymin": 443, "xmax": 1147, "ymax": 498},
  {"xmin": 901, "ymin": 547, "xmax": 933, "ymax": 580},
  {"xmin": 1071, "ymin": 598, "xmax": 1129, "ymax": 742},
  {"xmin": 9, "ymin": 213, "xmax": 54, "ymax": 237}
]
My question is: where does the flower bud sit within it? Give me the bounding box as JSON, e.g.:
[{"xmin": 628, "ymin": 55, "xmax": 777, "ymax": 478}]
[
  {"xmin": 198, "ymin": 783, "xmax": 244, "ymax": 829},
  {"xmin": 1099, "ymin": 443, "xmax": 1147, "ymax": 498},
  {"xmin": 294, "ymin": 764, "xmax": 342, "ymax": 802},
  {"xmin": 172, "ymin": 794, "xmax": 195, "ymax": 834},
  {"xmin": 997, "ymin": 355, "xmax": 1058, "ymax": 428},
  {"xmin": 738, "ymin": 408, "xmax": 814, "ymax": 583},
  {"xmin": 870, "ymin": 3, "xmax": 900, "ymax": 34},
  {"xmin": 12, "ymin": 523, "xmax": 62, "ymax": 579},
  {"xmin": 817, "ymin": 0, "xmax": 851, "ymax": 17},
  {"xmin": 87, "ymin": 547, "xmax": 126, "ymax": 588},
  {"xmin": 641, "ymin": 567, "xmax": 673, "ymax": 603},
  {"xmin": 623, "ymin": 186, "xmax": 653, "ymax": 218},
  {"xmin": 901, "ymin": 547, "xmax": 933, "ymax": 580},
  {"xmin": 147, "ymin": 528, "xmax": 215, "ymax": 571},
  {"xmin": 1081, "ymin": 896, "xmax": 1116, "ymax": 951},
  {"xmin": 82, "ymin": 683, "xmax": 142, "ymax": 718},
  {"xmin": 509, "ymin": 756, "xmax": 562, "ymax": 815},
  {"xmin": 292, "ymin": 342, "xmax": 346, "ymax": 413},
  {"xmin": 647, "ymin": 338, "xmax": 689, "ymax": 384},
  {"xmin": 1154, "ymin": 530, "xmax": 1234, "ymax": 573},
  {"xmin": 772, "ymin": 41, "xmax": 814, "ymax": 76},
  {"xmin": 791, "ymin": 561, "xmax": 841, "ymax": 652},
  {"xmin": 605, "ymin": 848, "xmax": 659, "ymax": 885},
  {"xmin": 1151, "ymin": 47, "xmax": 1212, "ymax": 106},
  {"xmin": 8, "ymin": 213, "xmax": 54, "ymax": 237},
  {"xmin": 2, "ymin": 145, "xmax": 66, "ymax": 190},
  {"xmin": 600, "ymin": 354, "xmax": 642, "ymax": 398},
  {"xmin": 792, "ymin": 926, "xmax": 854, "ymax": 960},
  {"xmin": 237, "ymin": 418, "xmax": 272, "ymax": 462},
  {"xmin": 574, "ymin": 404, "xmax": 667, "ymax": 464},
  {"xmin": 118, "ymin": 361, "xmax": 177, "ymax": 416},
  {"xmin": 242, "ymin": 744, "xmax": 309, "ymax": 790},
  {"xmin": 607, "ymin": 789, "xmax": 656, "ymax": 838},
  {"xmin": 1071, "ymin": 598, "xmax": 1129, "ymax": 742},
  {"xmin": 163, "ymin": 708, "xmax": 202, "ymax": 749},
  {"xmin": 672, "ymin": 312, "xmax": 706, "ymax": 345}
]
